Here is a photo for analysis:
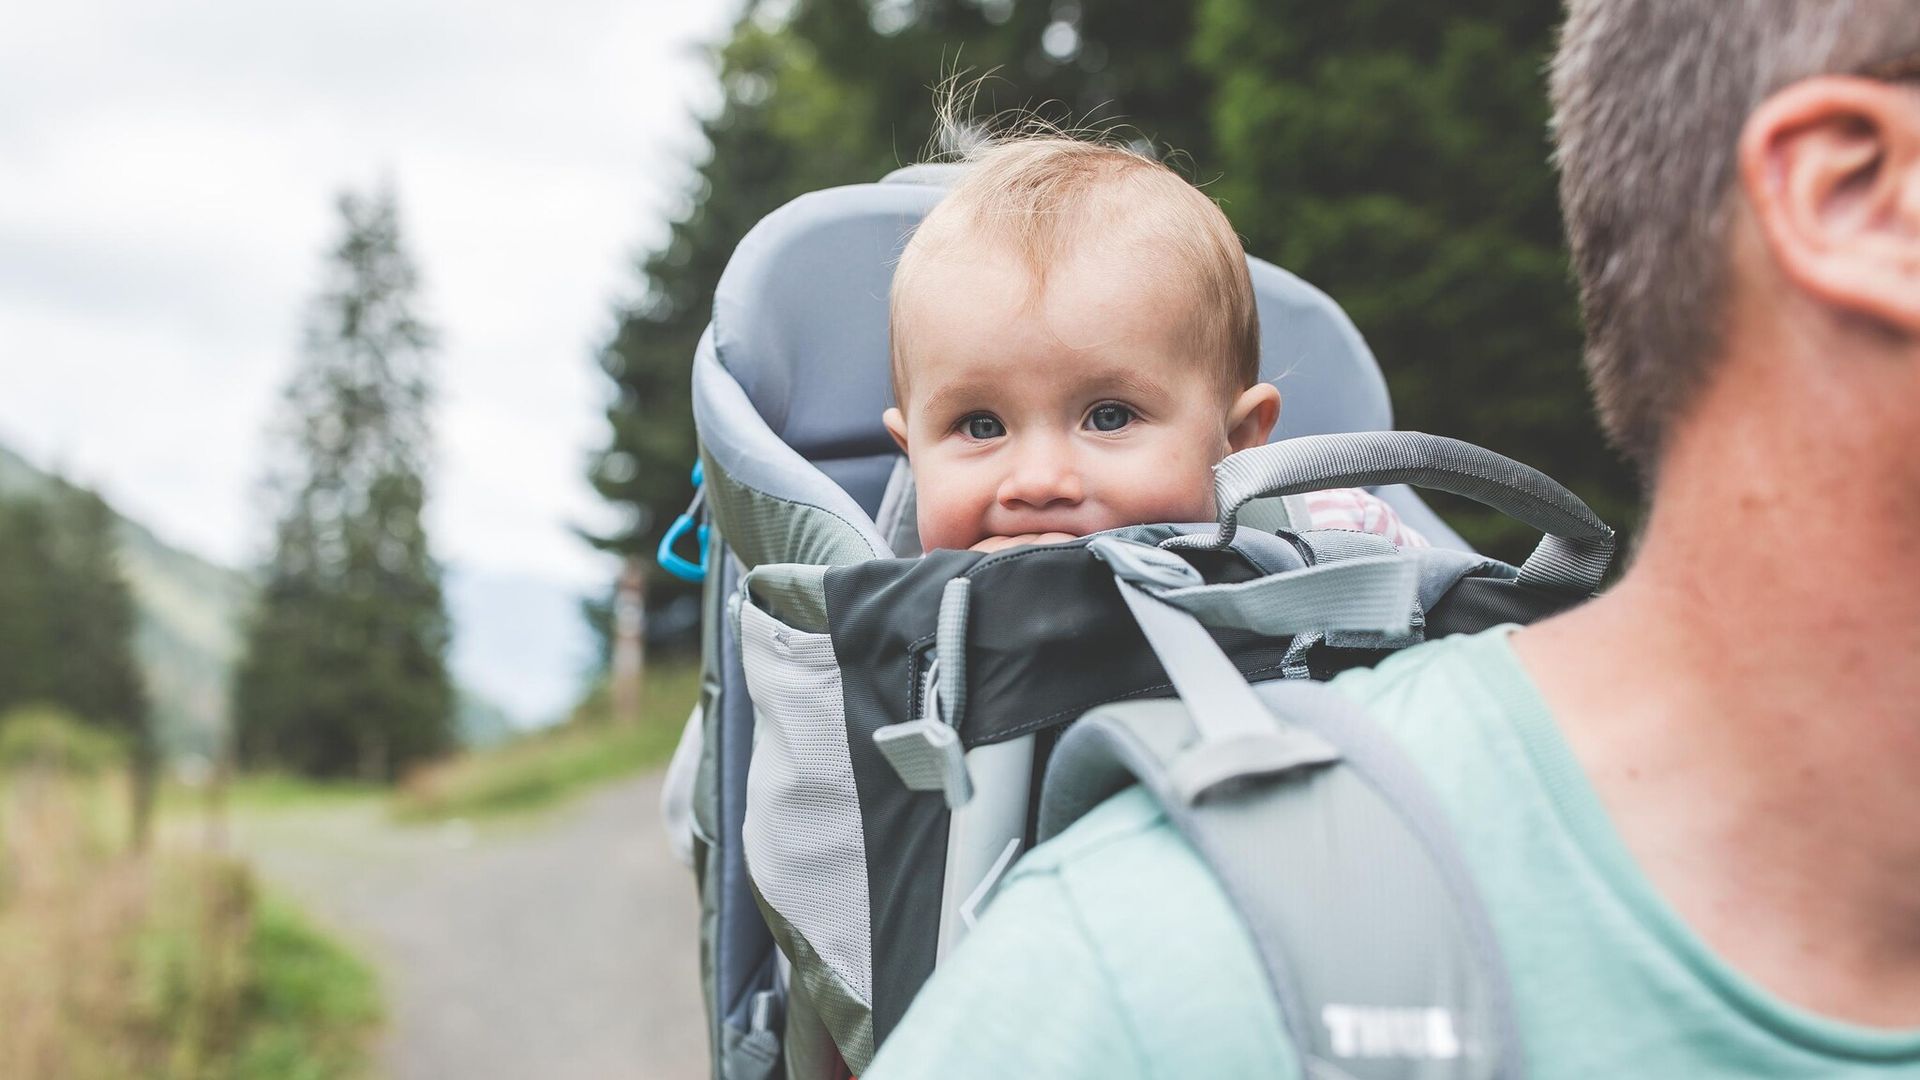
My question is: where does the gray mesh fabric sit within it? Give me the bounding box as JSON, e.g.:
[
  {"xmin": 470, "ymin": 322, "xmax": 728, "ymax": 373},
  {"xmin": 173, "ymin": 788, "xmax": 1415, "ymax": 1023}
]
[
  {"xmin": 934, "ymin": 579, "xmax": 970, "ymax": 728},
  {"xmin": 693, "ymin": 330, "xmax": 890, "ymax": 570},
  {"xmin": 743, "ymin": 563, "xmax": 832, "ymax": 634},
  {"xmin": 758, "ymin": 903, "xmax": 877, "ymax": 1071},
  {"xmin": 703, "ymin": 456, "xmax": 886, "ymax": 572},
  {"xmin": 735, "ymin": 602, "xmax": 873, "ymax": 1045}
]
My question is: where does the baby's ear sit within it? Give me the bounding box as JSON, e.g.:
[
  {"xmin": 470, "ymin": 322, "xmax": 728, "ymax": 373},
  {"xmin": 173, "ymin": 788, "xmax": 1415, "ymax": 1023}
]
[
  {"xmin": 883, "ymin": 407, "xmax": 911, "ymax": 455},
  {"xmin": 1226, "ymin": 384, "xmax": 1280, "ymax": 452}
]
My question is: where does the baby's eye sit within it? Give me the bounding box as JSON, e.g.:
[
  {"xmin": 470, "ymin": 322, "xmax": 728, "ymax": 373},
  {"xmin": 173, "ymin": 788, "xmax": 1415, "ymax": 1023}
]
[
  {"xmin": 961, "ymin": 413, "xmax": 1006, "ymax": 440},
  {"xmin": 1086, "ymin": 403, "xmax": 1136, "ymax": 433}
]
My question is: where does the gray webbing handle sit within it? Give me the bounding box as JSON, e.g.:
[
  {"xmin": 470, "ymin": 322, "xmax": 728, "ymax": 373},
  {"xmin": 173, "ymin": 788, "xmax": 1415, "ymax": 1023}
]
[{"xmin": 1187, "ymin": 432, "xmax": 1615, "ymax": 597}]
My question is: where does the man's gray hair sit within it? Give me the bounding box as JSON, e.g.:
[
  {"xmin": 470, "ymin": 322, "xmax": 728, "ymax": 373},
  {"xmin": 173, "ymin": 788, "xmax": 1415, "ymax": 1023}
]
[{"xmin": 1550, "ymin": 0, "xmax": 1920, "ymax": 477}]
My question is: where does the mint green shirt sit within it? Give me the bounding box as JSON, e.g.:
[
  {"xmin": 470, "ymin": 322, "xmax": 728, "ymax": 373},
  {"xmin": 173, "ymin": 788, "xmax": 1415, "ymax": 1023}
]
[{"xmin": 866, "ymin": 628, "xmax": 1920, "ymax": 1078}]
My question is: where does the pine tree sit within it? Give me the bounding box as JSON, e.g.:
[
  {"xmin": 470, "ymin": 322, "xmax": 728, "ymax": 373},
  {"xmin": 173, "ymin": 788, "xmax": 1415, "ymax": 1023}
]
[
  {"xmin": 0, "ymin": 484, "xmax": 154, "ymax": 842},
  {"xmin": 233, "ymin": 186, "xmax": 454, "ymax": 781}
]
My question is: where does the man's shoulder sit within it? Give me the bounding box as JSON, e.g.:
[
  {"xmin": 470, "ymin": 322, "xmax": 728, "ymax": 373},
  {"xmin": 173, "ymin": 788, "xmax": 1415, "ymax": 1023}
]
[
  {"xmin": 1329, "ymin": 625, "xmax": 1527, "ymax": 721},
  {"xmin": 1016, "ymin": 627, "xmax": 1528, "ymax": 889},
  {"xmin": 960, "ymin": 629, "xmax": 1531, "ymax": 1077}
]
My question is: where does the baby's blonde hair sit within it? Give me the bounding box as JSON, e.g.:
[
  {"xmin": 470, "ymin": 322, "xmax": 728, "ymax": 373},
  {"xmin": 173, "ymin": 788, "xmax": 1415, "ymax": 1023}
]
[{"xmin": 889, "ymin": 133, "xmax": 1260, "ymax": 402}]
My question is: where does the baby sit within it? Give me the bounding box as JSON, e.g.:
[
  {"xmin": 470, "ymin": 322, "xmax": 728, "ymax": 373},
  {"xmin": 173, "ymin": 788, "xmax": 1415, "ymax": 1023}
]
[{"xmin": 883, "ymin": 136, "xmax": 1424, "ymax": 553}]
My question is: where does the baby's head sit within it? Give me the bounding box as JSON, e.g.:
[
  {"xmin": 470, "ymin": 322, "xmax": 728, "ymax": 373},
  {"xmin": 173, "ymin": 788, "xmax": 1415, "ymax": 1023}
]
[{"xmin": 882, "ymin": 136, "xmax": 1281, "ymax": 552}]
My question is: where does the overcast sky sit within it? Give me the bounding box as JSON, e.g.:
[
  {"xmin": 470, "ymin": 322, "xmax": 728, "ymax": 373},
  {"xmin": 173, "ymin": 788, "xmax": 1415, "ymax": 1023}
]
[{"xmin": 0, "ymin": 0, "xmax": 737, "ymax": 592}]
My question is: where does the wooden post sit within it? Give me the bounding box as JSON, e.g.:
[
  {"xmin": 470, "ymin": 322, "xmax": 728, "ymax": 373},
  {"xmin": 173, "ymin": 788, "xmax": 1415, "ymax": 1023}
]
[{"xmin": 611, "ymin": 555, "xmax": 647, "ymax": 724}]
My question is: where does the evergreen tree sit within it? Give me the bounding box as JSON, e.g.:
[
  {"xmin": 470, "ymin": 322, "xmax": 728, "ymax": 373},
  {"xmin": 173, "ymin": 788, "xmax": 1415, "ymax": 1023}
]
[
  {"xmin": 1194, "ymin": 0, "xmax": 1638, "ymax": 555},
  {"xmin": 587, "ymin": 0, "xmax": 1216, "ymax": 607},
  {"xmin": 234, "ymin": 186, "xmax": 453, "ymax": 781},
  {"xmin": 0, "ymin": 484, "xmax": 153, "ymax": 841}
]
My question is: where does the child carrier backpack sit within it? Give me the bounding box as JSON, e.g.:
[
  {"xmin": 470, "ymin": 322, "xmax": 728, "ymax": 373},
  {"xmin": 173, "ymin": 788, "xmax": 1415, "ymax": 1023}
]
[{"xmin": 664, "ymin": 168, "xmax": 1614, "ymax": 1080}]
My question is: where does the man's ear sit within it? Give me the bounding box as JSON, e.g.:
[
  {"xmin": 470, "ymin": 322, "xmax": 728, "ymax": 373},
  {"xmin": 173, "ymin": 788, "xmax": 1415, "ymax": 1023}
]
[
  {"xmin": 883, "ymin": 407, "xmax": 911, "ymax": 455},
  {"xmin": 1741, "ymin": 76, "xmax": 1920, "ymax": 334},
  {"xmin": 1226, "ymin": 383, "xmax": 1281, "ymax": 452}
]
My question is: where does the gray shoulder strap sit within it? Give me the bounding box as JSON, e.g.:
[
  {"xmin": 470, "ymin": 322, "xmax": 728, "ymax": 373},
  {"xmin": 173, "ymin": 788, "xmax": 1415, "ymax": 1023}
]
[
  {"xmin": 1039, "ymin": 688, "xmax": 1521, "ymax": 1080},
  {"xmin": 1042, "ymin": 538, "xmax": 1523, "ymax": 1079}
]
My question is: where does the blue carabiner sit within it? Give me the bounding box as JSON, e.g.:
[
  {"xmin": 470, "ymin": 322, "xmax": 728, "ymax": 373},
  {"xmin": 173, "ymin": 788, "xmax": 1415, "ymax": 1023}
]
[{"xmin": 657, "ymin": 462, "xmax": 709, "ymax": 583}]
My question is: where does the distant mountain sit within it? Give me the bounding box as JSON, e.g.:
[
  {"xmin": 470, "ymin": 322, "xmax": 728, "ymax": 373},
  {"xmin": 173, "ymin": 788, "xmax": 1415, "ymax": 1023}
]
[{"xmin": 0, "ymin": 441, "xmax": 528, "ymax": 759}]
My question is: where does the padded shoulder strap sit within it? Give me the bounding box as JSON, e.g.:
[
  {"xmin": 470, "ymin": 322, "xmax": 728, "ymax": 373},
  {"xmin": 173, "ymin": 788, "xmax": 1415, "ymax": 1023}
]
[
  {"xmin": 1042, "ymin": 537, "xmax": 1524, "ymax": 1079},
  {"xmin": 1039, "ymin": 689, "xmax": 1521, "ymax": 1080}
]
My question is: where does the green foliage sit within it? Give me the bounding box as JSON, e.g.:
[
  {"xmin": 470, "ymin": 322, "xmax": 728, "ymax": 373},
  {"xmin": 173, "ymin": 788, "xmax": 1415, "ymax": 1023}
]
[
  {"xmin": 235, "ymin": 185, "xmax": 455, "ymax": 782},
  {"xmin": 0, "ymin": 704, "xmax": 127, "ymax": 776},
  {"xmin": 1195, "ymin": 0, "xmax": 1637, "ymax": 555},
  {"xmin": 0, "ymin": 487, "xmax": 151, "ymax": 747},
  {"xmin": 593, "ymin": 1, "xmax": 1641, "ymax": 571},
  {"xmin": 1, "ymin": 438, "xmax": 255, "ymax": 764},
  {"xmin": 392, "ymin": 664, "xmax": 700, "ymax": 823},
  {"xmin": 230, "ymin": 895, "xmax": 381, "ymax": 1079},
  {"xmin": 133, "ymin": 859, "xmax": 378, "ymax": 1080},
  {"xmin": 0, "ymin": 479, "xmax": 154, "ymax": 844},
  {"xmin": 0, "ymin": 772, "xmax": 375, "ymax": 1080}
]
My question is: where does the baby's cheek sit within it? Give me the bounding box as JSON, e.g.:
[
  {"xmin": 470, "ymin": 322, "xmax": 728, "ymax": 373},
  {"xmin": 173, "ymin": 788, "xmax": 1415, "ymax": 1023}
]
[
  {"xmin": 1112, "ymin": 455, "xmax": 1218, "ymax": 525},
  {"xmin": 912, "ymin": 478, "xmax": 988, "ymax": 552},
  {"xmin": 915, "ymin": 507, "xmax": 981, "ymax": 552}
]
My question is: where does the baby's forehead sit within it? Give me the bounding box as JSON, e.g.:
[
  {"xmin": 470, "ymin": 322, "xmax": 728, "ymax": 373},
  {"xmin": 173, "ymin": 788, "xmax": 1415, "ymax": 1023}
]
[{"xmin": 896, "ymin": 215, "xmax": 1205, "ymax": 325}]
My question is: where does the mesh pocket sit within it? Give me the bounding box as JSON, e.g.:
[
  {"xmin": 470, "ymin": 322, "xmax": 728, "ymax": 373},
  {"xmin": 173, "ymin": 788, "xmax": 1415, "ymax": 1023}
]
[{"xmin": 738, "ymin": 601, "xmax": 873, "ymax": 1021}]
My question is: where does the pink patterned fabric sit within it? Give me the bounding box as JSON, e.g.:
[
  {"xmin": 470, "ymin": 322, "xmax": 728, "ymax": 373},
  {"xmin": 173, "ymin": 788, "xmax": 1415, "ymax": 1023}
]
[{"xmin": 1300, "ymin": 488, "xmax": 1430, "ymax": 548}]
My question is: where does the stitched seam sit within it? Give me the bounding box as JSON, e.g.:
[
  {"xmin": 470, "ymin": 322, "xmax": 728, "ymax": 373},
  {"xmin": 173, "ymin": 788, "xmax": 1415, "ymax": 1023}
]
[{"xmin": 1048, "ymin": 867, "xmax": 1162, "ymax": 1079}]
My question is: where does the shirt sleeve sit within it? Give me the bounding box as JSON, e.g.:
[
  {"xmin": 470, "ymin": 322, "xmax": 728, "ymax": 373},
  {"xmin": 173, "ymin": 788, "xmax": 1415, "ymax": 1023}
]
[
  {"xmin": 862, "ymin": 870, "xmax": 1151, "ymax": 1080},
  {"xmin": 1301, "ymin": 488, "xmax": 1430, "ymax": 548}
]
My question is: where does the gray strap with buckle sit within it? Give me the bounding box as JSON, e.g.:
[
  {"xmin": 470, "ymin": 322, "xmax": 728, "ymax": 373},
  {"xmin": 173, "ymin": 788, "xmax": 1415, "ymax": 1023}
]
[
  {"xmin": 1040, "ymin": 540, "xmax": 1522, "ymax": 1079},
  {"xmin": 873, "ymin": 578, "xmax": 976, "ymax": 808}
]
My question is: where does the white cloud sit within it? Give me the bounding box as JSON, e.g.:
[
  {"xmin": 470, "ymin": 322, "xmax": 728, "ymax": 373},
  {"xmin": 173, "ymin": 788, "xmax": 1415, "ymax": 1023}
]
[{"xmin": 0, "ymin": 0, "xmax": 735, "ymax": 592}]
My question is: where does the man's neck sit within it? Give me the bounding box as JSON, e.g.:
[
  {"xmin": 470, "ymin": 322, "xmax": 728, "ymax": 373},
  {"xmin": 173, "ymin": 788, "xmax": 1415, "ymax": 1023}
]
[{"xmin": 1511, "ymin": 376, "xmax": 1920, "ymax": 1028}]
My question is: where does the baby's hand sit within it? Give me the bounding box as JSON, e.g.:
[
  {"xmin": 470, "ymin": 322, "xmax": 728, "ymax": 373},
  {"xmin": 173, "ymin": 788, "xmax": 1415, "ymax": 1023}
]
[{"xmin": 969, "ymin": 532, "xmax": 1081, "ymax": 553}]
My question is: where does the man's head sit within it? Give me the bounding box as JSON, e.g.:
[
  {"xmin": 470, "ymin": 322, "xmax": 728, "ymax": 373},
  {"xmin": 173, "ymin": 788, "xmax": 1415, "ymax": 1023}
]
[
  {"xmin": 1551, "ymin": 1, "xmax": 1920, "ymax": 481},
  {"xmin": 883, "ymin": 137, "xmax": 1279, "ymax": 552}
]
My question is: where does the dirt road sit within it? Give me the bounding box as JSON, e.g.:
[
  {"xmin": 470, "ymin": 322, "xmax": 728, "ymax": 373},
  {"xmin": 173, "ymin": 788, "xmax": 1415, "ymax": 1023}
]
[{"xmin": 230, "ymin": 772, "xmax": 708, "ymax": 1080}]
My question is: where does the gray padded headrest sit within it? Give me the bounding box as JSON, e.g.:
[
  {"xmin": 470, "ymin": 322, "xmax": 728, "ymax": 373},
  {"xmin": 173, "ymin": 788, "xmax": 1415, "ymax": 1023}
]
[{"xmin": 709, "ymin": 182, "xmax": 1392, "ymax": 460}]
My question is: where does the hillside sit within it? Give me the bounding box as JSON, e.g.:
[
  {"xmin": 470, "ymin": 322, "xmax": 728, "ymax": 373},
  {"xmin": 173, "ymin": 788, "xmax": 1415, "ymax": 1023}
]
[
  {"xmin": 0, "ymin": 442, "xmax": 248, "ymax": 758},
  {"xmin": 0, "ymin": 441, "xmax": 519, "ymax": 759}
]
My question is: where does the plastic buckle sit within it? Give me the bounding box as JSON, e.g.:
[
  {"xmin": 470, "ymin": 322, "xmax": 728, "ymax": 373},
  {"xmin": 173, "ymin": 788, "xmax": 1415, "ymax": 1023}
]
[
  {"xmin": 873, "ymin": 718, "xmax": 974, "ymax": 809},
  {"xmin": 873, "ymin": 657, "xmax": 975, "ymax": 808},
  {"xmin": 1087, "ymin": 535, "xmax": 1204, "ymax": 591},
  {"xmin": 656, "ymin": 462, "xmax": 709, "ymax": 583}
]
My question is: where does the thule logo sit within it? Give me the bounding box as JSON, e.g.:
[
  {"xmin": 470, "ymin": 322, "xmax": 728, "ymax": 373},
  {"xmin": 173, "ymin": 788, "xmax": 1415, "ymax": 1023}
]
[{"xmin": 1321, "ymin": 1005, "xmax": 1462, "ymax": 1060}]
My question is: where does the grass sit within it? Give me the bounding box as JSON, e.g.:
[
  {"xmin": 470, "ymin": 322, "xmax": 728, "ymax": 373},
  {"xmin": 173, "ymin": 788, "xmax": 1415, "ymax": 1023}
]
[
  {"xmin": 392, "ymin": 661, "xmax": 700, "ymax": 824},
  {"xmin": 147, "ymin": 662, "xmax": 702, "ymax": 828},
  {"xmin": 0, "ymin": 763, "xmax": 379, "ymax": 1079},
  {"xmin": 227, "ymin": 894, "xmax": 381, "ymax": 1080},
  {"xmin": 157, "ymin": 772, "xmax": 384, "ymax": 820}
]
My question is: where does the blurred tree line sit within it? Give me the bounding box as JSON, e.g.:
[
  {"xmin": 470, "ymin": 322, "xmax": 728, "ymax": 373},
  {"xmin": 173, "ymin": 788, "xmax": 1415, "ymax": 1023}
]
[
  {"xmin": 0, "ymin": 482, "xmax": 154, "ymax": 840},
  {"xmin": 233, "ymin": 186, "xmax": 455, "ymax": 782},
  {"xmin": 590, "ymin": 0, "xmax": 1635, "ymax": 599}
]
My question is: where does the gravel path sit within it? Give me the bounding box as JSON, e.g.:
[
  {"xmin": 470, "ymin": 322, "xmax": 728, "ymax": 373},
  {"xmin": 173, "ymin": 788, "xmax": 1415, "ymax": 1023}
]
[{"xmin": 230, "ymin": 772, "xmax": 708, "ymax": 1080}]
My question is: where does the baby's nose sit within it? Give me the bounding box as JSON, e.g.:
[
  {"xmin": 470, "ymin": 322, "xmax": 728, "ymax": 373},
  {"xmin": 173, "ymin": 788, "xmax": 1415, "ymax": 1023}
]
[{"xmin": 997, "ymin": 450, "xmax": 1084, "ymax": 510}]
